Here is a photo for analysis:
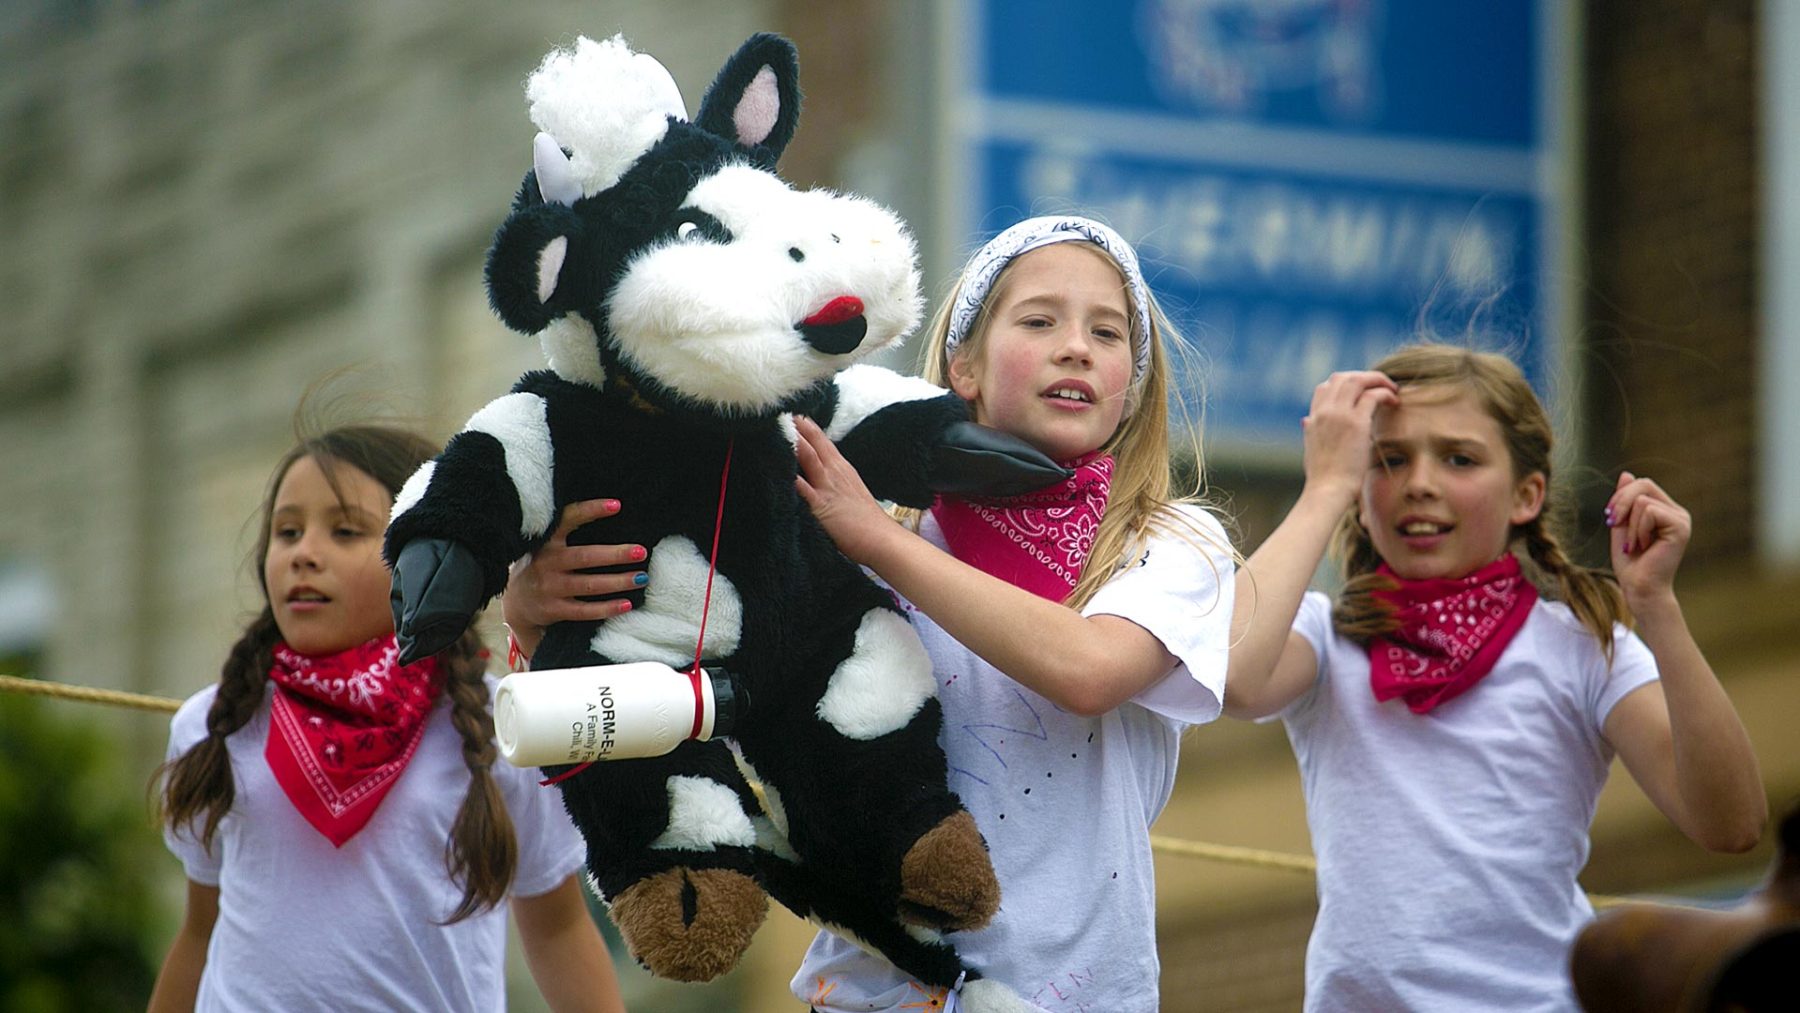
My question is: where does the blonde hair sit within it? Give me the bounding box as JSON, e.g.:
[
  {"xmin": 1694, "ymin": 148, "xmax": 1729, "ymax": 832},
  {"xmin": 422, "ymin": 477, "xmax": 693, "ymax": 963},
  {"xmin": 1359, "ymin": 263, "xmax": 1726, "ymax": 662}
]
[
  {"xmin": 911, "ymin": 239, "xmax": 1222, "ymax": 610},
  {"xmin": 1329, "ymin": 343, "xmax": 1627, "ymax": 657}
]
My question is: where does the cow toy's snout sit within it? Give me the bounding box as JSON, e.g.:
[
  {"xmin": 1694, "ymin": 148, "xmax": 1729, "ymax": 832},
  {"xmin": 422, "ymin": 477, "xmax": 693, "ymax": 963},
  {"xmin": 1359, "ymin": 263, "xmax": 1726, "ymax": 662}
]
[{"xmin": 799, "ymin": 295, "xmax": 867, "ymax": 354}]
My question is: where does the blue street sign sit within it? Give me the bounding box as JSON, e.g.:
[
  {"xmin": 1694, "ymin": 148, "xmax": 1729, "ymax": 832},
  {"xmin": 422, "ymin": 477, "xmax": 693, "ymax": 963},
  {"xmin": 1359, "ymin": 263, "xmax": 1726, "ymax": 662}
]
[{"xmin": 954, "ymin": 0, "xmax": 1565, "ymax": 453}]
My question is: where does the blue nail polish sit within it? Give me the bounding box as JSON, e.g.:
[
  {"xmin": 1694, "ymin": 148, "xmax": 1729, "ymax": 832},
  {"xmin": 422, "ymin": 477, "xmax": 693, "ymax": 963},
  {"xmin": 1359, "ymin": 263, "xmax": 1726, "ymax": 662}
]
[{"xmin": 634, "ymin": 572, "xmax": 649, "ymax": 586}]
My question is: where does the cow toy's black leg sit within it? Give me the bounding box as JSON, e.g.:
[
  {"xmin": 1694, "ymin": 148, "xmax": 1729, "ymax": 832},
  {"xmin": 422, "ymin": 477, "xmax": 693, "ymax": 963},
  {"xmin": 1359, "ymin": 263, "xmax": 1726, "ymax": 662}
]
[
  {"xmin": 553, "ymin": 740, "xmax": 769, "ymax": 982},
  {"xmin": 532, "ymin": 533, "xmax": 773, "ymax": 982},
  {"xmin": 737, "ymin": 603, "xmax": 999, "ymax": 953}
]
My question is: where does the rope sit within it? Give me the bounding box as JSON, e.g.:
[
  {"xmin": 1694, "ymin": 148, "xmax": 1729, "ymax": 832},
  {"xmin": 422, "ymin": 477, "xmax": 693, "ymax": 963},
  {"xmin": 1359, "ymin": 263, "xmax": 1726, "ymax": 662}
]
[
  {"xmin": 1141, "ymin": 833, "xmax": 1634, "ymax": 906},
  {"xmin": 0, "ymin": 673, "xmax": 181, "ymax": 714},
  {"xmin": 0, "ymin": 671, "xmax": 1687, "ymax": 907},
  {"xmin": 1148, "ymin": 834, "xmax": 1318, "ymax": 875}
]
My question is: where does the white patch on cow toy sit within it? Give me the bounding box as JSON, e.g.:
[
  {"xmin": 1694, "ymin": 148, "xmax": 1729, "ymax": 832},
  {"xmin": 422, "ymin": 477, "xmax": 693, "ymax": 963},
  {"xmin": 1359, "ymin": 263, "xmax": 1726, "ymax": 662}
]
[
  {"xmin": 828, "ymin": 364, "xmax": 947, "ymax": 440},
  {"xmin": 817, "ymin": 609, "xmax": 934, "ymax": 740},
  {"xmin": 465, "ymin": 393, "xmax": 555, "ymax": 538},
  {"xmin": 776, "ymin": 413, "xmax": 801, "ymax": 449},
  {"xmin": 903, "ymin": 923, "xmax": 945, "ymax": 945},
  {"xmin": 391, "ymin": 461, "xmax": 436, "ymax": 521},
  {"xmin": 539, "ymin": 313, "xmax": 605, "ymax": 388},
  {"xmin": 957, "ymin": 978, "xmax": 1038, "ymax": 1013},
  {"xmin": 591, "ymin": 535, "xmax": 743, "ymax": 666},
  {"xmin": 650, "ymin": 775, "xmax": 756, "ymax": 851},
  {"xmin": 527, "ymin": 35, "xmax": 686, "ymax": 197},
  {"xmin": 733, "ymin": 750, "xmax": 801, "ymax": 862}
]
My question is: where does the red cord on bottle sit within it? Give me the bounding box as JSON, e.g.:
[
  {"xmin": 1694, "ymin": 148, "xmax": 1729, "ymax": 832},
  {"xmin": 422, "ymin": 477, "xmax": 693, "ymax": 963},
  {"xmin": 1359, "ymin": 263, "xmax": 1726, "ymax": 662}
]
[{"xmin": 540, "ymin": 439, "xmax": 733, "ymax": 787}]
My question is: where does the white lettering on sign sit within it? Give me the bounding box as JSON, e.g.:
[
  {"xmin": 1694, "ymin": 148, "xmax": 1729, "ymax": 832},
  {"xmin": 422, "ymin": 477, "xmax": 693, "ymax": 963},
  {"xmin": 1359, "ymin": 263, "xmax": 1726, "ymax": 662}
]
[{"xmin": 1022, "ymin": 152, "xmax": 1516, "ymax": 299}]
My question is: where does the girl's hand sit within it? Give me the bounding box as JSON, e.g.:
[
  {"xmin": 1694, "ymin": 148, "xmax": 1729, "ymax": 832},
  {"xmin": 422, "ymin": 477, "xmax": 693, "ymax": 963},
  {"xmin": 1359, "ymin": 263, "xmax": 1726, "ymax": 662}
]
[
  {"xmin": 1302, "ymin": 371, "xmax": 1399, "ymax": 506},
  {"xmin": 503, "ymin": 498, "xmax": 645, "ymax": 656},
  {"xmin": 1606, "ymin": 471, "xmax": 1690, "ymax": 608},
  {"xmin": 793, "ymin": 415, "xmax": 900, "ymax": 566}
]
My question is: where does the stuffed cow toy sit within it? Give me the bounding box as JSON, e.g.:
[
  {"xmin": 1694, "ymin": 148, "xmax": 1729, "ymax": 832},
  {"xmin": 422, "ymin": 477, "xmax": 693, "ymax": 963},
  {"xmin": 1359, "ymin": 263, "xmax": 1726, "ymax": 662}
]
[{"xmin": 384, "ymin": 33, "xmax": 1063, "ymax": 998}]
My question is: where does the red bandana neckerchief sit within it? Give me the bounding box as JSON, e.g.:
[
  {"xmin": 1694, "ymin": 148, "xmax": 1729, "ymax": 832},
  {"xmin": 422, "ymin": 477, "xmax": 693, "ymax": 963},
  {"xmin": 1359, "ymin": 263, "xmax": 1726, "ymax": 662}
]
[
  {"xmin": 1368, "ymin": 555, "xmax": 1538, "ymax": 714},
  {"xmin": 930, "ymin": 453, "xmax": 1113, "ymax": 603},
  {"xmin": 265, "ymin": 634, "xmax": 444, "ymax": 846}
]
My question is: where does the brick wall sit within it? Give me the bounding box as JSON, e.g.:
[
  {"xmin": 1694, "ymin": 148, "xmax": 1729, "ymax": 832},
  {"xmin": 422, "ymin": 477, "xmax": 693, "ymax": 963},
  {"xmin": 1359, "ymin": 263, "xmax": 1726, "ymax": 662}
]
[{"xmin": 1583, "ymin": 0, "xmax": 1760, "ymax": 572}]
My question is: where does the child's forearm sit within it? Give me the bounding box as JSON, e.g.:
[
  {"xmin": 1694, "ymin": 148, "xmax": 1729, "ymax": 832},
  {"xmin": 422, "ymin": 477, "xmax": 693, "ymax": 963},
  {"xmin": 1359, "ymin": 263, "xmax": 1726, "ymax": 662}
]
[
  {"xmin": 861, "ymin": 522, "xmax": 1175, "ymax": 716},
  {"xmin": 515, "ymin": 877, "xmax": 626, "ymax": 1013},
  {"xmin": 147, "ymin": 882, "xmax": 218, "ymax": 1013},
  {"xmin": 1633, "ymin": 593, "xmax": 1766, "ymax": 851},
  {"xmin": 1224, "ymin": 485, "xmax": 1343, "ymax": 718},
  {"xmin": 147, "ymin": 940, "xmax": 207, "ymax": 1013}
]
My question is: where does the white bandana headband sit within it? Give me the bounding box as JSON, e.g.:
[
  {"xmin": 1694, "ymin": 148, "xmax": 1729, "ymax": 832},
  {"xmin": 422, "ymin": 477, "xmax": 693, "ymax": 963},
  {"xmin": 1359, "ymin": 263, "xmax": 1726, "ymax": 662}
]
[{"xmin": 944, "ymin": 216, "xmax": 1155, "ymax": 400}]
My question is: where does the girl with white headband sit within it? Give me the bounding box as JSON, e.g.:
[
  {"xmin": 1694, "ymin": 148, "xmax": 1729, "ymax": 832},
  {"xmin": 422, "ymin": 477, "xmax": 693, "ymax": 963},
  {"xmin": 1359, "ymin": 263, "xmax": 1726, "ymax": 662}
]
[{"xmin": 786, "ymin": 215, "xmax": 1235, "ymax": 1013}]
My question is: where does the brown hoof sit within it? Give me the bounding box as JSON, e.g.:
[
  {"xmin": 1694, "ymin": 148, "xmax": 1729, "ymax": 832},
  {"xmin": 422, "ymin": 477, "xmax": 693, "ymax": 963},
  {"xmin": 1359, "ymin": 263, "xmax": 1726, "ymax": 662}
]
[
  {"xmin": 609, "ymin": 867, "xmax": 768, "ymax": 982},
  {"xmin": 898, "ymin": 810, "xmax": 1000, "ymax": 931}
]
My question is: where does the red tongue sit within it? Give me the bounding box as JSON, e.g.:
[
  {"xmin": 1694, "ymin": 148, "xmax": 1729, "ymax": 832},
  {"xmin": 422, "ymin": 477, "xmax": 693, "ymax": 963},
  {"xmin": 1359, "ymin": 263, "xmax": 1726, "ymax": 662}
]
[{"xmin": 802, "ymin": 295, "xmax": 864, "ymax": 327}]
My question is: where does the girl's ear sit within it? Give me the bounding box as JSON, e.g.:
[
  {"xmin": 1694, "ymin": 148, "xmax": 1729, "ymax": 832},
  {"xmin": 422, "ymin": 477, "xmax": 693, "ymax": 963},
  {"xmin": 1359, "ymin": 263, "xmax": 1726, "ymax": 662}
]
[
  {"xmin": 695, "ymin": 33, "xmax": 801, "ymax": 161},
  {"xmin": 947, "ymin": 351, "xmax": 983, "ymax": 404},
  {"xmin": 1510, "ymin": 471, "xmax": 1548, "ymax": 526}
]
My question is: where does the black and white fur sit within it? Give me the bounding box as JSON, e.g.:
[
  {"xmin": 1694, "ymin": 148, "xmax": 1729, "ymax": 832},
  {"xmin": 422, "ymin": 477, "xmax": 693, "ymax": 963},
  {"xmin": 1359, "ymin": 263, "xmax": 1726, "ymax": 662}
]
[{"xmin": 384, "ymin": 34, "xmax": 1052, "ymax": 1006}]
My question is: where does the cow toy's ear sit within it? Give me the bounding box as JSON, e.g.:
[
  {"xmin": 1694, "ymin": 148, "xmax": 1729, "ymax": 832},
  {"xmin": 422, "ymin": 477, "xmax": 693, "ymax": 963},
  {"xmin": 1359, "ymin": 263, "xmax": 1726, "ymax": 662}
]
[
  {"xmin": 695, "ymin": 33, "xmax": 801, "ymax": 162},
  {"xmin": 486, "ymin": 201, "xmax": 584, "ymax": 335}
]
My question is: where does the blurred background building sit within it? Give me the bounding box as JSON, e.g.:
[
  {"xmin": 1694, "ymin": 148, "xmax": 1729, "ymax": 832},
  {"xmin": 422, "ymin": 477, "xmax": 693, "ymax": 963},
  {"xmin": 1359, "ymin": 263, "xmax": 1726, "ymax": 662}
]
[{"xmin": 0, "ymin": 0, "xmax": 1793, "ymax": 1009}]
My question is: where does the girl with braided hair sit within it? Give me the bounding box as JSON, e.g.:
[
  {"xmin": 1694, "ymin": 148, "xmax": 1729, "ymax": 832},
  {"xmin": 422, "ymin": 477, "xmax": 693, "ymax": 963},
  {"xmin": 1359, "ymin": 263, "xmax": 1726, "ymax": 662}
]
[
  {"xmin": 1225, "ymin": 344, "xmax": 1766, "ymax": 1011},
  {"xmin": 149, "ymin": 423, "xmax": 622, "ymax": 1013}
]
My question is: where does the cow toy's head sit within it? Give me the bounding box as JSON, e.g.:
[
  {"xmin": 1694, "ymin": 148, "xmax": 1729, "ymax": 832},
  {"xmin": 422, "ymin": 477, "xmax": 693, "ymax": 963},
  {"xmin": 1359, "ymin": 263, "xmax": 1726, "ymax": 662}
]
[{"xmin": 485, "ymin": 33, "xmax": 922, "ymax": 421}]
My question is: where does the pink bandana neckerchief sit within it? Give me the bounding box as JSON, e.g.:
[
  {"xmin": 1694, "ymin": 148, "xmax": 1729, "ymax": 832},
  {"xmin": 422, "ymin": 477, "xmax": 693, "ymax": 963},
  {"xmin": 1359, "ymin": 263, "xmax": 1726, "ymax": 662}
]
[
  {"xmin": 930, "ymin": 453, "xmax": 1113, "ymax": 603},
  {"xmin": 265, "ymin": 634, "xmax": 444, "ymax": 846},
  {"xmin": 1368, "ymin": 555, "xmax": 1538, "ymax": 714}
]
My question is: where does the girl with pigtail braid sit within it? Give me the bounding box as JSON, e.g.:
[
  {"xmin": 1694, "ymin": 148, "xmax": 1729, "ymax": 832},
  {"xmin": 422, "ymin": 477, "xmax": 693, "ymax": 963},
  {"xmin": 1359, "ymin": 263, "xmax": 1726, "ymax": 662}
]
[
  {"xmin": 439, "ymin": 626, "xmax": 518, "ymax": 922},
  {"xmin": 150, "ymin": 422, "xmax": 621, "ymax": 1013},
  {"xmin": 1224, "ymin": 343, "xmax": 1765, "ymax": 1011},
  {"xmin": 1517, "ymin": 517, "xmax": 1630, "ymax": 660},
  {"xmin": 160, "ymin": 610, "xmax": 278, "ymax": 849}
]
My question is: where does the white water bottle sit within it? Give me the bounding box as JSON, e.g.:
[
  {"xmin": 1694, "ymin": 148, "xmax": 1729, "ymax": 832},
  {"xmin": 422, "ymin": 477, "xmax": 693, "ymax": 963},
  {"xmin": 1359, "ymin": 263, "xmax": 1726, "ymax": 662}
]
[{"xmin": 493, "ymin": 662, "xmax": 747, "ymax": 767}]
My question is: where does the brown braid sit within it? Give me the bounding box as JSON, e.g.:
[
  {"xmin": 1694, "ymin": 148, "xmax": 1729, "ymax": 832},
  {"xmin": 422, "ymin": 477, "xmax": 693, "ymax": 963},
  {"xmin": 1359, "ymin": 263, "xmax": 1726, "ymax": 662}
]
[
  {"xmin": 1519, "ymin": 517, "xmax": 1626, "ymax": 662},
  {"xmin": 155, "ymin": 420, "xmax": 522, "ymax": 921},
  {"xmin": 441, "ymin": 627, "xmax": 518, "ymax": 923},
  {"xmin": 157, "ymin": 609, "xmax": 281, "ymax": 850},
  {"xmin": 1329, "ymin": 344, "xmax": 1629, "ymax": 654},
  {"xmin": 1329, "ymin": 510, "xmax": 1401, "ymax": 643}
]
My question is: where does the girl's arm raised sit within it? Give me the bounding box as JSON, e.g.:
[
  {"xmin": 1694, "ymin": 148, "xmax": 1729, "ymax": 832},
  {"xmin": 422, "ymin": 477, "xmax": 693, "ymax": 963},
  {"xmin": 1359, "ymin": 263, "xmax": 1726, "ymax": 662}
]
[
  {"xmin": 797, "ymin": 416, "xmax": 1188, "ymax": 716},
  {"xmin": 146, "ymin": 880, "xmax": 219, "ymax": 1013},
  {"xmin": 513, "ymin": 875, "xmax": 626, "ymax": 1013},
  {"xmin": 1225, "ymin": 372, "xmax": 1397, "ymax": 720},
  {"xmin": 1602, "ymin": 472, "xmax": 1766, "ymax": 853}
]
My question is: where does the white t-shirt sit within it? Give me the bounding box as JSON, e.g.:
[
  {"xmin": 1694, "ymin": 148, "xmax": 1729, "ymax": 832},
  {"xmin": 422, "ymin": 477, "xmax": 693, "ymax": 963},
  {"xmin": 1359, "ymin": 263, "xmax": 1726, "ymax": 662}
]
[
  {"xmin": 793, "ymin": 504, "xmax": 1235, "ymax": 1012},
  {"xmin": 163, "ymin": 677, "xmax": 587, "ymax": 1013},
  {"xmin": 1282, "ymin": 591, "xmax": 1660, "ymax": 1013}
]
